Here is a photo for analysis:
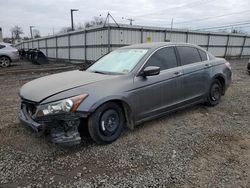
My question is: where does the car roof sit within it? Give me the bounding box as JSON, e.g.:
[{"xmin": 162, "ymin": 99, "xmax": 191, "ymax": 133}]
[{"xmin": 120, "ymin": 42, "xmax": 204, "ymax": 51}]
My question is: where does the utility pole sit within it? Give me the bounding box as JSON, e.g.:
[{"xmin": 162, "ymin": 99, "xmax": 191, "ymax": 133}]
[
  {"xmin": 169, "ymin": 18, "xmax": 174, "ymax": 41},
  {"xmin": 122, "ymin": 17, "xmax": 135, "ymax": 26},
  {"xmin": 70, "ymin": 9, "xmax": 79, "ymax": 31},
  {"xmin": 170, "ymin": 18, "xmax": 174, "ymax": 30},
  {"xmin": 103, "ymin": 12, "xmax": 119, "ymax": 53},
  {"xmin": 0, "ymin": 27, "xmax": 3, "ymax": 42},
  {"xmin": 11, "ymin": 31, "xmax": 14, "ymax": 43},
  {"xmin": 127, "ymin": 18, "xmax": 135, "ymax": 26},
  {"xmin": 30, "ymin": 26, "xmax": 34, "ymax": 39}
]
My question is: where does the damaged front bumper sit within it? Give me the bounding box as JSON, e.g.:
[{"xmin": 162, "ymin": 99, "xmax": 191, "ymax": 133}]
[{"xmin": 18, "ymin": 102, "xmax": 82, "ymax": 146}]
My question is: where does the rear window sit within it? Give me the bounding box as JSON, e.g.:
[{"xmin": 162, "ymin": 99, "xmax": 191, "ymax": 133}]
[
  {"xmin": 198, "ymin": 49, "xmax": 207, "ymax": 61},
  {"xmin": 177, "ymin": 46, "xmax": 201, "ymax": 65},
  {"xmin": 0, "ymin": 45, "xmax": 5, "ymax": 49}
]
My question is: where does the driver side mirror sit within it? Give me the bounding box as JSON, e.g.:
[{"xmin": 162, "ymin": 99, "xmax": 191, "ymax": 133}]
[{"xmin": 139, "ymin": 66, "xmax": 160, "ymax": 77}]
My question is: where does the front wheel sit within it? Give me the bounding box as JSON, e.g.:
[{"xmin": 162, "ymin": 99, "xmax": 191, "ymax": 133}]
[
  {"xmin": 0, "ymin": 56, "xmax": 11, "ymax": 68},
  {"xmin": 205, "ymin": 80, "xmax": 222, "ymax": 106},
  {"xmin": 88, "ymin": 102, "xmax": 124, "ymax": 144}
]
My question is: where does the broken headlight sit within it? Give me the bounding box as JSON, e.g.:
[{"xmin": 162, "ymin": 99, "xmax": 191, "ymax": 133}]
[{"xmin": 35, "ymin": 94, "xmax": 88, "ymax": 117}]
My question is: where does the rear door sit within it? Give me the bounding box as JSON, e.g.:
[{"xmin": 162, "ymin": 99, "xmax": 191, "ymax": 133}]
[
  {"xmin": 176, "ymin": 46, "xmax": 210, "ymax": 102},
  {"xmin": 132, "ymin": 46, "xmax": 183, "ymax": 121}
]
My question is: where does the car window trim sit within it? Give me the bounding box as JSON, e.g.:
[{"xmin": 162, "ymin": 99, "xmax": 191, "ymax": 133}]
[
  {"xmin": 136, "ymin": 45, "xmax": 179, "ymax": 77},
  {"xmin": 197, "ymin": 48, "xmax": 208, "ymax": 62}
]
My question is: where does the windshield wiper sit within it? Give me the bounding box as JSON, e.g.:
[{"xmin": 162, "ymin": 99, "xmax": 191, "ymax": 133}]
[
  {"xmin": 91, "ymin": 70, "xmax": 107, "ymax": 74},
  {"xmin": 89, "ymin": 70, "xmax": 124, "ymax": 75}
]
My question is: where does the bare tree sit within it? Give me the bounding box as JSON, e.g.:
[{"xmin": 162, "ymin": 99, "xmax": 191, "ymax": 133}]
[
  {"xmin": 58, "ymin": 16, "xmax": 105, "ymax": 34},
  {"xmin": 10, "ymin": 25, "xmax": 23, "ymax": 39},
  {"xmin": 76, "ymin": 22, "xmax": 85, "ymax": 30},
  {"xmin": 58, "ymin": 26, "xmax": 72, "ymax": 34},
  {"xmin": 85, "ymin": 17, "xmax": 104, "ymax": 28},
  {"xmin": 23, "ymin": 37, "xmax": 29, "ymax": 41},
  {"xmin": 84, "ymin": 22, "xmax": 92, "ymax": 28},
  {"xmin": 33, "ymin": 29, "xmax": 41, "ymax": 38}
]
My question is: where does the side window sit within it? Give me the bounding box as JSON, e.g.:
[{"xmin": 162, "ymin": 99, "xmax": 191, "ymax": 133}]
[
  {"xmin": 145, "ymin": 47, "xmax": 178, "ymax": 71},
  {"xmin": 198, "ymin": 49, "xmax": 207, "ymax": 61},
  {"xmin": 177, "ymin": 46, "xmax": 201, "ymax": 65},
  {"xmin": 0, "ymin": 45, "xmax": 5, "ymax": 49}
]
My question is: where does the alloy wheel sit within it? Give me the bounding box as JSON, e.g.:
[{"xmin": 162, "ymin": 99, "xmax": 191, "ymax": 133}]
[{"xmin": 0, "ymin": 57, "xmax": 10, "ymax": 67}]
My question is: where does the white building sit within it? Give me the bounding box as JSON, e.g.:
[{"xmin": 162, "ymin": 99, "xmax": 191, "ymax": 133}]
[{"xmin": 0, "ymin": 27, "xmax": 3, "ymax": 42}]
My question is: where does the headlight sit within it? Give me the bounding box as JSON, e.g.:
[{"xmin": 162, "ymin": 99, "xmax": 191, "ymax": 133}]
[{"xmin": 35, "ymin": 94, "xmax": 88, "ymax": 117}]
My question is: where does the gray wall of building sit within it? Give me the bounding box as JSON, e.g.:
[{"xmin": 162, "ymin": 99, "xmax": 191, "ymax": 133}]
[{"xmin": 16, "ymin": 24, "xmax": 250, "ymax": 63}]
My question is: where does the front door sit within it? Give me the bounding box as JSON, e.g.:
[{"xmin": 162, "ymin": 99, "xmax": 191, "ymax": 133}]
[{"xmin": 132, "ymin": 46, "xmax": 183, "ymax": 121}]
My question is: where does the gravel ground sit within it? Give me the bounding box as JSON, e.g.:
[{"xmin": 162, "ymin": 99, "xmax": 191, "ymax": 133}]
[{"xmin": 0, "ymin": 59, "xmax": 249, "ymax": 188}]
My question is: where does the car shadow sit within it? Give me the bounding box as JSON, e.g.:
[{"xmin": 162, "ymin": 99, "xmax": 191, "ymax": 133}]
[
  {"xmin": 59, "ymin": 103, "xmax": 210, "ymax": 154},
  {"xmin": 123, "ymin": 103, "xmax": 209, "ymax": 137},
  {"xmin": 24, "ymin": 102, "xmax": 212, "ymax": 156}
]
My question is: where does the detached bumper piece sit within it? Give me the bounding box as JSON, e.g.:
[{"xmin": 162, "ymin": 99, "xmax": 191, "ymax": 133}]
[
  {"xmin": 19, "ymin": 102, "xmax": 81, "ymax": 146},
  {"xmin": 42, "ymin": 114, "xmax": 81, "ymax": 146}
]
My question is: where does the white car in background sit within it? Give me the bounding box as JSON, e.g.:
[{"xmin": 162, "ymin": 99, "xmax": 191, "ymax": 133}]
[{"xmin": 0, "ymin": 42, "xmax": 19, "ymax": 67}]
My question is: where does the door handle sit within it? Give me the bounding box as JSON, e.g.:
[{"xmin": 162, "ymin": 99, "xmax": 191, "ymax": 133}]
[
  {"xmin": 205, "ymin": 64, "xmax": 211, "ymax": 68},
  {"xmin": 174, "ymin": 71, "xmax": 182, "ymax": 76}
]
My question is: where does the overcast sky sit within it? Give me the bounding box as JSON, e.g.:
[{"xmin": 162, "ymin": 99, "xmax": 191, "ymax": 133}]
[{"xmin": 0, "ymin": 0, "xmax": 250, "ymax": 38}]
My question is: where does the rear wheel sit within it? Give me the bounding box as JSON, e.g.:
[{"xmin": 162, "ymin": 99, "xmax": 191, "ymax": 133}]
[
  {"xmin": 206, "ymin": 79, "xmax": 222, "ymax": 106},
  {"xmin": 0, "ymin": 56, "xmax": 11, "ymax": 68},
  {"xmin": 88, "ymin": 102, "xmax": 124, "ymax": 144}
]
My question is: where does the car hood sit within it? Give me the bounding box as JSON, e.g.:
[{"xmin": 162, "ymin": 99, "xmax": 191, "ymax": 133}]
[{"xmin": 20, "ymin": 70, "xmax": 114, "ymax": 102}]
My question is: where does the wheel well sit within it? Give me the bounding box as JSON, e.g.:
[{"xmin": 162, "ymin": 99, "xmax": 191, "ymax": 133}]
[
  {"xmin": 214, "ymin": 76, "xmax": 226, "ymax": 95},
  {"xmin": 0, "ymin": 55, "xmax": 11, "ymax": 62},
  {"xmin": 78, "ymin": 99, "xmax": 134, "ymax": 138},
  {"xmin": 102, "ymin": 99, "xmax": 135, "ymax": 130}
]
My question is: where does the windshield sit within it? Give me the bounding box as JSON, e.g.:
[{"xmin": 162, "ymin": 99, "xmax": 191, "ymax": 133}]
[{"xmin": 87, "ymin": 49, "xmax": 148, "ymax": 74}]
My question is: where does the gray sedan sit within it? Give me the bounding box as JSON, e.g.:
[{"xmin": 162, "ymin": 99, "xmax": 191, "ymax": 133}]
[
  {"xmin": 0, "ymin": 42, "xmax": 19, "ymax": 67},
  {"xmin": 19, "ymin": 42, "xmax": 232, "ymax": 145}
]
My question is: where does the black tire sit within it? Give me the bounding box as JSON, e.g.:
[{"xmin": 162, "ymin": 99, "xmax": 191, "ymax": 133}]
[
  {"xmin": 88, "ymin": 102, "xmax": 124, "ymax": 144},
  {"xmin": 205, "ymin": 79, "xmax": 222, "ymax": 106},
  {"xmin": 0, "ymin": 56, "xmax": 11, "ymax": 68}
]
